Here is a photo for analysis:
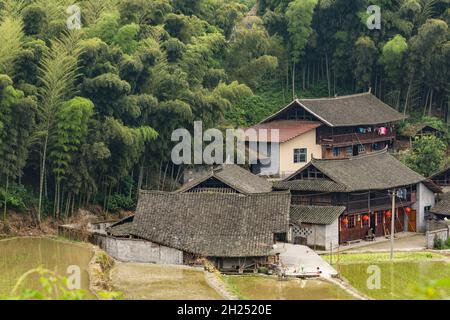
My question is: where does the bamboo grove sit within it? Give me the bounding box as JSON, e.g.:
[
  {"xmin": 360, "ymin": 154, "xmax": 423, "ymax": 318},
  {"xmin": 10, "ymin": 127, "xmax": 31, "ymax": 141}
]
[{"xmin": 0, "ymin": 0, "xmax": 448, "ymax": 221}]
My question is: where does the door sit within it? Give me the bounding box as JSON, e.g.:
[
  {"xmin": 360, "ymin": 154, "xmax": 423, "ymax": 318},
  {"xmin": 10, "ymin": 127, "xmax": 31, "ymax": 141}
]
[
  {"xmin": 370, "ymin": 213, "xmax": 376, "ymax": 233},
  {"xmin": 408, "ymin": 210, "xmax": 417, "ymax": 232}
]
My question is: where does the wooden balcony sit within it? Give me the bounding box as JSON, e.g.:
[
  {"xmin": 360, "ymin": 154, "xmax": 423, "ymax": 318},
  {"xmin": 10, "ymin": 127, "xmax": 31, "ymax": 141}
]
[
  {"xmin": 319, "ymin": 130, "xmax": 395, "ymax": 147},
  {"xmin": 291, "ymin": 191, "xmax": 416, "ymax": 214}
]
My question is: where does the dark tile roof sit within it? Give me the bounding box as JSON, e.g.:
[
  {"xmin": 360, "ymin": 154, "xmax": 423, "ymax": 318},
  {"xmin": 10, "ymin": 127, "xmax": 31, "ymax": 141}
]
[
  {"xmin": 429, "ymin": 165, "xmax": 450, "ymax": 180},
  {"xmin": 290, "ymin": 205, "xmax": 345, "ymax": 225},
  {"xmin": 399, "ymin": 123, "xmax": 442, "ymax": 137},
  {"xmin": 262, "ymin": 92, "xmax": 406, "ymax": 127},
  {"xmin": 285, "ymin": 149, "xmax": 427, "ymax": 192},
  {"xmin": 430, "ymin": 192, "xmax": 450, "ymax": 217},
  {"xmin": 274, "ymin": 179, "xmax": 347, "ymax": 192},
  {"xmin": 107, "ymin": 215, "xmax": 134, "ymax": 237},
  {"xmin": 130, "ymin": 190, "xmax": 291, "ymax": 257},
  {"xmin": 176, "ymin": 164, "xmax": 273, "ymax": 194},
  {"xmin": 245, "ymin": 120, "xmax": 322, "ymax": 143}
]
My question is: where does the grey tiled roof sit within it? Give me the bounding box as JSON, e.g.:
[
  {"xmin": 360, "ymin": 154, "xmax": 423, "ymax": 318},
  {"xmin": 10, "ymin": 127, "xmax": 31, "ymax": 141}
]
[
  {"xmin": 274, "ymin": 179, "xmax": 347, "ymax": 192},
  {"xmin": 262, "ymin": 93, "xmax": 406, "ymax": 127},
  {"xmin": 430, "ymin": 192, "xmax": 450, "ymax": 217},
  {"xmin": 106, "ymin": 215, "xmax": 134, "ymax": 237},
  {"xmin": 290, "ymin": 205, "xmax": 345, "ymax": 225},
  {"xmin": 130, "ymin": 190, "xmax": 291, "ymax": 257},
  {"xmin": 285, "ymin": 149, "xmax": 427, "ymax": 192},
  {"xmin": 177, "ymin": 164, "xmax": 273, "ymax": 194}
]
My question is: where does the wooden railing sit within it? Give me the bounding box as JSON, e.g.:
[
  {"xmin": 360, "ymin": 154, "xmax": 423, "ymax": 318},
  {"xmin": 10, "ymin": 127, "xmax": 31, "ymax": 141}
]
[
  {"xmin": 292, "ymin": 192, "xmax": 416, "ymax": 213},
  {"xmin": 319, "ymin": 130, "xmax": 395, "ymax": 146}
]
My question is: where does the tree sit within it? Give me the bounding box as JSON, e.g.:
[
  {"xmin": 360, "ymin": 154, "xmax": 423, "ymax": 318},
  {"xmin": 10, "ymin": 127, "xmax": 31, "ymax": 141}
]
[
  {"xmin": 35, "ymin": 32, "xmax": 83, "ymax": 221},
  {"xmin": 49, "ymin": 97, "xmax": 94, "ymax": 218},
  {"xmin": 402, "ymin": 135, "xmax": 447, "ymax": 177},
  {"xmin": 380, "ymin": 35, "xmax": 408, "ymax": 84},
  {"xmin": 353, "ymin": 36, "xmax": 377, "ymax": 91},
  {"xmin": 0, "ymin": 17, "xmax": 24, "ymax": 75},
  {"xmin": 285, "ymin": 0, "xmax": 318, "ymax": 97},
  {"xmin": 0, "ymin": 75, "xmax": 36, "ymax": 220}
]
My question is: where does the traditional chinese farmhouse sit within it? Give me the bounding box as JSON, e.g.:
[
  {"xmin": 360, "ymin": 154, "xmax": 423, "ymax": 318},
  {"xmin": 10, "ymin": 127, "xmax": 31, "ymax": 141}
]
[
  {"xmin": 274, "ymin": 149, "xmax": 441, "ymax": 249},
  {"xmin": 246, "ymin": 92, "xmax": 405, "ymax": 177},
  {"xmin": 429, "ymin": 165, "xmax": 450, "ymax": 192},
  {"xmin": 397, "ymin": 123, "xmax": 444, "ymax": 150},
  {"xmin": 429, "ymin": 166, "xmax": 450, "ymax": 220},
  {"xmin": 103, "ymin": 165, "xmax": 290, "ymax": 272},
  {"xmin": 429, "ymin": 192, "xmax": 450, "ymax": 220}
]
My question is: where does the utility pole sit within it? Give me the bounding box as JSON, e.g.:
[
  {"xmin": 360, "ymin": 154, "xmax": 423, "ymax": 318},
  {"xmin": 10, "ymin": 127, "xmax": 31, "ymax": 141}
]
[{"xmin": 390, "ymin": 188, "xmax": 396, "ymax": 261}]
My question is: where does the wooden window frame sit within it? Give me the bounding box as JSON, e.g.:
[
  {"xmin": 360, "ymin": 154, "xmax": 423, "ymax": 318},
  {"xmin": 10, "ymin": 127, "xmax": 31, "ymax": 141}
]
[{"xmin": 293, "ymin": 148, "xmax": 307, "ymax": 163}]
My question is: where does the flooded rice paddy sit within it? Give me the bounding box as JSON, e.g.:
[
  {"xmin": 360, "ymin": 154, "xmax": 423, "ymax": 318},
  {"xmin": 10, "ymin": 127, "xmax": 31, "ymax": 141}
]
[
  {"xmin": 338, "ymin": 260, "xmax": 450, "ymax": 300},
  {"xmin": 0, "ymin": 237, "xmax": 93, "ymax": 297},
  {"xmin": 328, "ymin": 252, "xmax": 450, "ymax": 299},
  {"xmin": 223, "ymin": 276, "xmax": 355, "ymax": 300},
  {"xmin": 110, "ymin": 263, "xmax": 223, "ymax": 300}
]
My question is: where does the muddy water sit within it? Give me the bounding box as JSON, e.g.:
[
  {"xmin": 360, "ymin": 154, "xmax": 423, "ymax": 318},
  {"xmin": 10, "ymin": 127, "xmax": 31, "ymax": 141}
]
[
  {"xmin": 0, "ymin": 237, "xmax": 93, "ymax": 297},
  {"xmin": 338, "ymin": 260, "xmax": 450, "ymax": 300},
  {"xmin": 224, "ymin": 276, "xmax": 355, "ymax": 300},
  {"xmin": 111, "ymin": 263, "xmax": 223, "ymax": 300}
]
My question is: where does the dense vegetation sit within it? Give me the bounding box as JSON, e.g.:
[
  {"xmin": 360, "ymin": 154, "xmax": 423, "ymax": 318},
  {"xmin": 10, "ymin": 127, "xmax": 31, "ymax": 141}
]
[{"xmin": 0, "ymin": 0, "xmax": 448, "ymax": 221}]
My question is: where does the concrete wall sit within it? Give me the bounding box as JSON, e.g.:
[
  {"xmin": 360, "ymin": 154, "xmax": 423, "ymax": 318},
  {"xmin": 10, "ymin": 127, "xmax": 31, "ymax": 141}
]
[
  {"xmin": 279, "ymin": 130, "xmax": 322, "ymax": 177},
  {"xmin": 290, "ymin": 219, "xmax": 339, "ymax": 251},
  {"xmin": 413, "ymin": 182, "xmax": 436, "ymax": 232},
  {"xmin": 426, "ymin": 227, "xmax": 449, "ymax": 249},
  {"xmin": 95, "ymin": 235, "xmax": 183, "ymax": 264}
]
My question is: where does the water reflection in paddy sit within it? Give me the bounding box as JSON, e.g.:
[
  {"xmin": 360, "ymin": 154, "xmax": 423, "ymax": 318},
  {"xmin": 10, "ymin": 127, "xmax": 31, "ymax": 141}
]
[{"xmin": 0, "ymin": 237, "xmax": 93, "ymax": 297}]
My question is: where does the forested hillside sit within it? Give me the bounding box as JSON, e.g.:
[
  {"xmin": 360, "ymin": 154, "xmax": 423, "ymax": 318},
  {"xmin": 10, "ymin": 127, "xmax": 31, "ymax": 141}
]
[{"xmin": 0, "ymin": 0, "xmax": 448, "ymax": 222}]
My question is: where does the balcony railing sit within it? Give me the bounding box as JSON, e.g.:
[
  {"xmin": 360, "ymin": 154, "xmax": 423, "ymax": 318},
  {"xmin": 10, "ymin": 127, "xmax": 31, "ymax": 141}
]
[
  {"xmin": 319, "ymin": 130, "xmax": 395, "ymax": 146},
  {"xmin": 291, "ymin": 192, "xmax": 416, "ymax": 213}
]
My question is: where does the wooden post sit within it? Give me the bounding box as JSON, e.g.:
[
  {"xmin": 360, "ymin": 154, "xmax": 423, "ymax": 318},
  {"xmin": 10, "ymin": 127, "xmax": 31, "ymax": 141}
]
[{"xmin": 390, "ymin": 189, "xmax": 396, "ymax": 261}]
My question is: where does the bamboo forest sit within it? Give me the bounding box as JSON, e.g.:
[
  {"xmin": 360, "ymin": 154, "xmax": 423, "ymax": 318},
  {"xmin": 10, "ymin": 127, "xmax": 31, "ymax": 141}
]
[{"xmin": 0, "ymin": 0, "xmax": 448, "ymax": 223}]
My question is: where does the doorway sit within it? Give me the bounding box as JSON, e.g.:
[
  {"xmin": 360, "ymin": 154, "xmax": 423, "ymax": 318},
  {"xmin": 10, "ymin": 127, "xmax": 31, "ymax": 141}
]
[{"xmin": 408, "ymin": 210, "xmax": 417, "ymax": 232}]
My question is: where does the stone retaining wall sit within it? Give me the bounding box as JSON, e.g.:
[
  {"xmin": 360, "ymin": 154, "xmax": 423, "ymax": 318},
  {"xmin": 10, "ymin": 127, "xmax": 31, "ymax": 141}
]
[
  {"xmin": 59, "ymin": 224, "xmax": 183, "ymax": 265},
  {"xmin": 426, "ymin": 225, "xmax": 449, "ymax": 249}
]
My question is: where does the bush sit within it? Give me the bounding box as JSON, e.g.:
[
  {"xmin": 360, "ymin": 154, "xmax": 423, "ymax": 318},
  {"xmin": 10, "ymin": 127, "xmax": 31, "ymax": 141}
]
[
  {"xmin": 258, "ymin": 266, "xmax": 269, "ymax": 274},
  {"xmin": 106, "ymin": 194, "xmax": 136, "ymax": 212},
  {"xmin": 433, "ymin": 236, "xmax": 450, "ymax": 250},
  {"xmin": 0, "ymin": 184, "xmax": 37, "ymax": 212}
]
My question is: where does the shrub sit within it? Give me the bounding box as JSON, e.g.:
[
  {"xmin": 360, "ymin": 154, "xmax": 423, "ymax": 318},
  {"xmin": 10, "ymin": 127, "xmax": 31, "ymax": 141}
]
[
  {"xmin": 258, "ymin": 266, "xmax": 269, "ymax": 274},
  {"xmin": 106, "ymin": 194, "xmax": 136, "ymax": 212}
]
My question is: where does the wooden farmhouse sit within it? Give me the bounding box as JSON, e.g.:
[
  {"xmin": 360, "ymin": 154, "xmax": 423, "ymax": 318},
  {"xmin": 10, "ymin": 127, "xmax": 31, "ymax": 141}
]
[
  {"xmin": 274, "ymin": 149, "xmax": 441, "ymax": 249},
  {"xmin": 429, "ymin": 165, "xmax": 450, "ymax": 191},
  {"xmin": 246, "ymin": 92, "xmax": 406, "ymax": 177},
  {"xmin": 429, "ymin": 192, "xmax": 450, "ymax": 220},
  {"xmin": 397, "ymin": 123, "xmax": 444, "ymax": 150},
  {"xmin": 106, "ymin": 165, "xmax": 291, "ymax": 272}
]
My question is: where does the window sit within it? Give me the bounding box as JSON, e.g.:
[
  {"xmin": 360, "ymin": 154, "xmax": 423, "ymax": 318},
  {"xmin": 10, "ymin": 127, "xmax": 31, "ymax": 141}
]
[
  {"xmin": 294, "ymin": 148, "xmax": 307, "ymax": 163},
  {"xmin": 377, "ymin": 212, "xmax": 383, "ymax": 225},
  {"xmin": 424, "ymin": 205, "xmax": 431, "ymax": 213},
  {"xmin": 347, "ymin": 215, "xmax": 356, "ymax": 228},
  {"xmin": 332, "ymin": 147, "xmax": 340, "ymax": 157},
  {"xmin": 358, "ymin": 145, "xmax": 365, "ymax": 154},
  {"xmin": 345, "ymin": 146, "xmax": 353, "ymax": 156}
]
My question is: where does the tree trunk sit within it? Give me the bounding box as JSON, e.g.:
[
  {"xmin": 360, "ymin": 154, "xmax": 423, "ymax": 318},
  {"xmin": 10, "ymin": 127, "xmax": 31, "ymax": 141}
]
[
  {"xmin": 428, "ymin": 88, "xmax": 433, "ymax": 116},
  {"xmin": 403, "ymin": 78, "xmax": 413, "ymax": 115},
  {"xmin": 292, "ymin": 61, "xmax": 296, "ymax": 100},
  {"xmin": 37, "ymin": 133, "xmax": 49, "ymax": 223},
  {"xmin": 3, "ymin": 175, "xmax": 9, "ymax": 221},
  {"xmin": 325, "ymin": 53, "xmax": 330, "ymax": 97}
]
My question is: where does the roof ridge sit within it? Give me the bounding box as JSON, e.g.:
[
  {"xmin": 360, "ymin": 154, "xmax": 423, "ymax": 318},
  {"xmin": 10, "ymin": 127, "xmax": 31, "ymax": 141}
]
[{"xmin": 297, "ymin": 91, "xmax": 370, "ymax": 102}]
